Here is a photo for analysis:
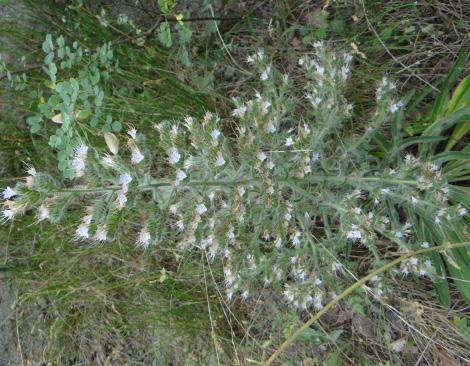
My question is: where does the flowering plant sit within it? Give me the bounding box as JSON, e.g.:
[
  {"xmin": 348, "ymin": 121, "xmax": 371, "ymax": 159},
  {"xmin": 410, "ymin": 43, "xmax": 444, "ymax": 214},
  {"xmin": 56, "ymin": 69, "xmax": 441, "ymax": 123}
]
[{"xmin": 3, "ymin": 43, "xmax": 470, "ymax": 309}]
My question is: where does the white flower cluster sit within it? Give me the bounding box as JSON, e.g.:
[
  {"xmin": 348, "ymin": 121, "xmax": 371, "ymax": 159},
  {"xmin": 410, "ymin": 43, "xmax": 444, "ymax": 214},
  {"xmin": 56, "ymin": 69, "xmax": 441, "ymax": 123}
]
[
  {"xmin": 399, "ymin": 256, "xmax": 434, "ymax": 278},
  {"xmin": 1, "ymin": 199, "xmax": 25, "ymax": 223},
  {"xmin": 376, "ymin": 76, "xmax": 396, "ymax": 101},
  {"xmin": 1, "ymin": 165, "xmax": 38, "ymax": 222},
  {"xmin": 128, "ymin": 127, "xmax": 144, "ymax": 164},
  {"xmin": 72, "ymin": 145, "xmax": 88, "ymax": 177},
  {"xmin": 74, "ymin": 212, "xmax": 92, "ymax": 240}
]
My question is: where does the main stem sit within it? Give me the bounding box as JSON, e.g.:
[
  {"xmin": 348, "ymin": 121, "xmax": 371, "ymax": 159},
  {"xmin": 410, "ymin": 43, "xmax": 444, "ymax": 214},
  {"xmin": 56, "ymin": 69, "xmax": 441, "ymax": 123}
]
[
  {"xmin": 263, "ymin": 240, "xmax": 470, "ymax": 365},
  {"xmin": 55, "ymin": 174, "xmax": 418, "ymax": 194}
]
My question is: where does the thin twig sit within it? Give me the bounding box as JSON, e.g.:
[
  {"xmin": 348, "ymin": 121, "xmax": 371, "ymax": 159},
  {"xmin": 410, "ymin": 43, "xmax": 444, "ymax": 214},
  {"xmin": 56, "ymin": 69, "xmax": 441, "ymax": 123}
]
[
  {"xmin": 15, "ymin": 306, "xmax": 24, "ymax": 365},
  {"xmin": 112, "ymin": 16, "xmax": 242, "ymax": 46},
  {"xmin": 204, "ymin": 251, "xmax": 243, "ymax": 365}
]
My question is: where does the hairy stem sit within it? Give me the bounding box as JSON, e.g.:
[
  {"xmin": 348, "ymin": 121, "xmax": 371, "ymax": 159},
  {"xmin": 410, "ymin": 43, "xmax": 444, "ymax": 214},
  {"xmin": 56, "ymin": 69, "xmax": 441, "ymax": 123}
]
[{"xmin": 51, "ymin": 174, "xmax": 418, "ymax": 194}]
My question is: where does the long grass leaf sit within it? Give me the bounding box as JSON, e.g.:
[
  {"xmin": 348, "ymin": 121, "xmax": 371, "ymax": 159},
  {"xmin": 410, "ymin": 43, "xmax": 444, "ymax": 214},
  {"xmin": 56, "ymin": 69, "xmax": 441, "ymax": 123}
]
[{"xmin": 431, "ymin": 151, "xmax": 470, "ymax": 164}]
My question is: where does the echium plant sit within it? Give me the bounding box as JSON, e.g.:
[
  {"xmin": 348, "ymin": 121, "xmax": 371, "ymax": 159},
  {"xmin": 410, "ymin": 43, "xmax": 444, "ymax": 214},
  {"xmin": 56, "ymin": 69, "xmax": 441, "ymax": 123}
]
[{"xmin": 2, "ymin": 43, "xmax": 469, "ymax": 309}]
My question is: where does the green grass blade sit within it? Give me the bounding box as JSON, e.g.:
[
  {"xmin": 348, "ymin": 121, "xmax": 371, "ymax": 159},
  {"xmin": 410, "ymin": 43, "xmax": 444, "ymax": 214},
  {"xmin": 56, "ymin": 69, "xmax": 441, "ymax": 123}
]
[
  {"xmin": 398, "ymin": 135, "xmax": 446, "ymax": 151},
  {"xmin": 420, "ymin": 106, "xmax": 470, "ymax": 157},
  {"xmin": 431, "ymin": 151, "xmax": 470, "ymax": 164},
  {"xmin": 447, "ymin": 75, "xmax": 470, "ymax": 114},
  {"xmin": 423, "ymin": 106, "xmax": 470, "ymax": 137},
  {"xmin": 372, "ymin": 131, "xmax": 391, "ymax": 153},
  {"xmin": 446, "ymin": 122, "xmax": 470, "ymax": 151},
  {"xmin": 449, "ymin": 186, "xmax": 470, "ymax": 208},
  {"xmin": 445, "ymin": 75, "xmax": 470, "ymax": 150},
  {"xmin": 443, "ymin": 227, "xmax": 470, "ymax": 304}
]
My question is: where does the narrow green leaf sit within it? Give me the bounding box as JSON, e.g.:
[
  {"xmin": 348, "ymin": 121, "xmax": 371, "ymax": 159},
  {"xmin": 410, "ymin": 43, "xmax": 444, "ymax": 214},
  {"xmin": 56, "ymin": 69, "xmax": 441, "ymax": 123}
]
[
  {"xmin": 430, "ymin": 252, "xmax": 450, "ymax": 307},
  {"xmin": 420, "ymin": 106, "xmax": 470, "ymax": 157},
  {"xmin": 423, "ymin": 106, "xmax": 470, "ymax": 137},
  {"xmin": 448, "ymin": 175, "xmax": 470, "ymax": 183},
  {"xmin": 449, "ymin": 186, "xmax": 470, "ymax": 208},
  {"xmin": 445, "ymin": 75, "xmax": 470, "ymax": 150},
  {"xmin": 407, "ymin": 86, "xmax": 434, "ymax": 112},
  {"xmin": 372, "ymin": 132, "xmax": 391, "ymax": 153},
  {"xmin": 446, "ymin": 121, "xmax": 470, "ymax": 151},
  {"xmin": 431, "ymin": 151, "xmax": 470, "ymax": 164},
  {"xmin": 447, "ymin": 75, "xmax": 470, "ymax": 114},
  {"xmin": 420, "ymin": 219, "xmax": 450, "ymax": 307},
  {"xmin": 399, "ymin": 135, "xmax": 446, "ymax": 151},
  {"xmin": 442, "ymin": 226, "xmax": 470, "ymax": 304}
]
